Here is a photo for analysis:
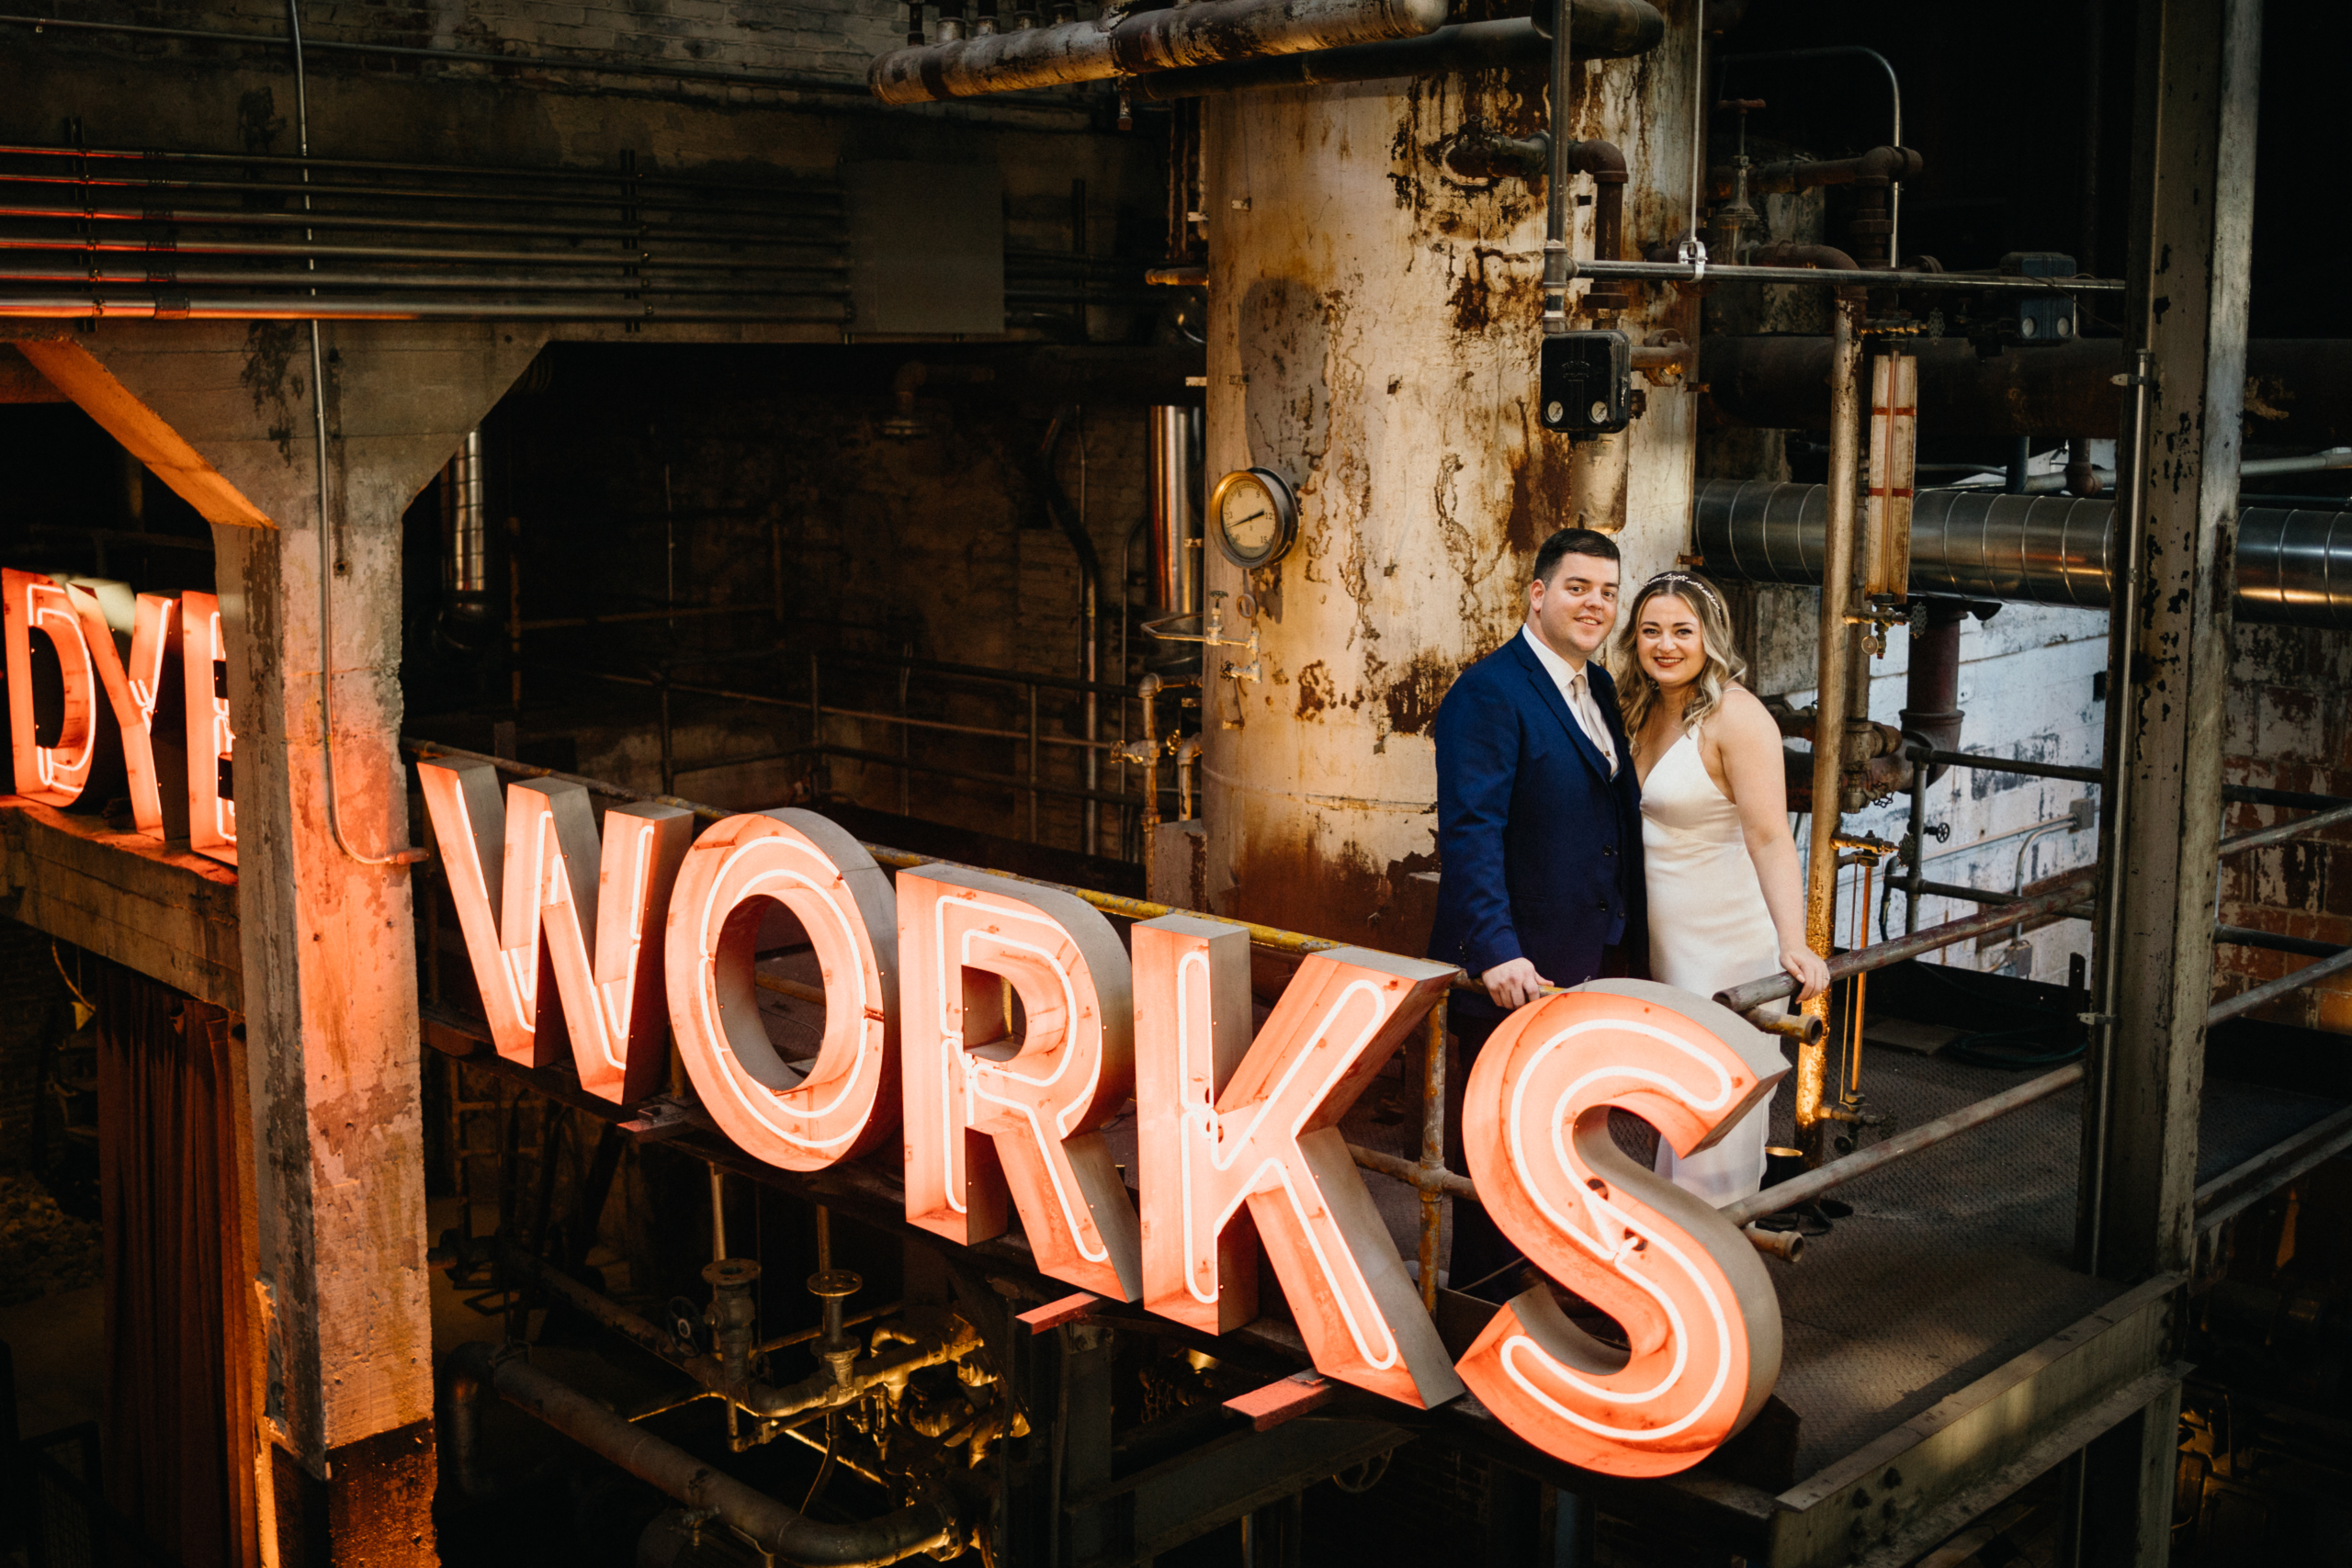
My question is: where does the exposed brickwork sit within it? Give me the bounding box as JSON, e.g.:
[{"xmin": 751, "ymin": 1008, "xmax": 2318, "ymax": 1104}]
[
  {"xmin": 0, "ymin": 915, "xmax": 70, "ymax": 1163},
  {"xmin": 2215, "ymin": 621, "xmax": 2352, "ymax": 1032}
]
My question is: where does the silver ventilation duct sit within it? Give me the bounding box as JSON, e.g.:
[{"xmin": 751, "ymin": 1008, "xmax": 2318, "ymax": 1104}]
[
  {"xmin": 441, "ymin": 428, "xmax": 490, "ymax": 617},
  {"xmin": 1694, "ymin": 479, "xmax": 2352, "ymax": 629}
]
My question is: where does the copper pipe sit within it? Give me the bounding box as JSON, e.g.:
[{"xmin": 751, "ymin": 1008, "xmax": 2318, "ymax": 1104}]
[{"xmin": 1796, "ymin": 291, "xmax": 1865, "ymax": 1164}]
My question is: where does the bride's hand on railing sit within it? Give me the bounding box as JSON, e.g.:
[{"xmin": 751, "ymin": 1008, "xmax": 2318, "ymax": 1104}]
[{"xmin": 1781, "ymin": 943, "xmax": 1830, "ymax": 1002}]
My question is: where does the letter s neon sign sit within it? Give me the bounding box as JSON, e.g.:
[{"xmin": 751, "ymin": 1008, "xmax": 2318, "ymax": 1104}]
[{"xmin": 1455, "ymin": 979, "xmax": 1787, "ymax": 1477}]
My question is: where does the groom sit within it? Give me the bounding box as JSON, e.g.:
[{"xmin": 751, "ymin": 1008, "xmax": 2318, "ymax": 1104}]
[{"xmin": 1427, "ymin": 526, "xmax": 1645, "ymax": 1296}]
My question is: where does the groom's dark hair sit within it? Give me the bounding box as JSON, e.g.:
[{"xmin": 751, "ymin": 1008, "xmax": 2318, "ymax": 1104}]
[{"xmin": 1532, "ymin": 526, "xmax": 1620, "ymax": 586}]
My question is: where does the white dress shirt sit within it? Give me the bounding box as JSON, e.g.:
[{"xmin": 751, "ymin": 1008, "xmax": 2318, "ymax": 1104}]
[{"xmin": 1520, "ymin": 624, "xmax": 1618, "ymax": 776}]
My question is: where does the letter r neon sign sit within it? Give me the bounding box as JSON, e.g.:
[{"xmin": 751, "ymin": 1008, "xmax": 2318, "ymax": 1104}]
[{"xmin": 899, "ymin": 866, "xmax": 1142, "ymax": 1303}]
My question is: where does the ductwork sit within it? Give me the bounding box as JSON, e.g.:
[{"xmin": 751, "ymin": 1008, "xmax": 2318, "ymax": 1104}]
[
  {"xmin": 1702, "ymin": 336, "xmax": 2352, "ymax": 446},
  {"xmin": 869, "ymin": 0, "xmax": 1450, "ymax": 104},
  {"xmin": 1695, "ymin": 479, "xmax": 2352, "ymax": 628},
  {"xmin": 1129, "ymin": 3, "xmax": 1665, "ymax": 101}
]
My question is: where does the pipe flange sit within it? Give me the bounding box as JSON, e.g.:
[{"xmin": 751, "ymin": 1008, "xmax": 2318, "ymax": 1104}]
[
  {"xmin": 704, "ymin": 1258, "xmax": 763, "ymax": 1291},
  {"xmin": 808, "ymin": 1269, "xmax": 865, "ymax": 1300}
]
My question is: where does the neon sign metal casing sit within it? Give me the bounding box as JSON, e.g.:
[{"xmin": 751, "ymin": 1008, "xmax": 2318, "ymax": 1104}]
[
  {"xmin": 665, "ymin": 807, "xmax": 901, "ymax": 1168},
  {"xmin": 412, "ymin": 787, "xmax": 1790, "ymax": 1470},
  {"xmin": 898, "ymin": 865, "xmax": 1143, "ymax": 1302},
  {"xmin": 3, "ymin": 568, "xmax": 102, "ymax": 807},
  {"xmin": 418, "ymin": 759, "xmax": 693, "ymax": 1104},
  {"xmin": 1456, "ymin": 980, "xmax": 1787, "ymax": 1475},
  {"xmin": 1133, "ymin": 913, "xmax": 1464, "ymax": 1408}
]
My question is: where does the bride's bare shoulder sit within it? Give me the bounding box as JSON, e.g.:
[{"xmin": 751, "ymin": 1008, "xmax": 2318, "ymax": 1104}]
[{"xmin": 1706, "ymin": 684, "xmax": 1781, "ymax": 747}]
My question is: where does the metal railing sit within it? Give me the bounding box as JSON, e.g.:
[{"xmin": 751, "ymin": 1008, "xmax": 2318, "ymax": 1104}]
[{"xmin": 531, "ymin": 647, "xmax": 1151, "ymax": 858}]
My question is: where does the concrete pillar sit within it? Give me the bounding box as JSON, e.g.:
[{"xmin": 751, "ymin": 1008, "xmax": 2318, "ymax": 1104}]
[
  {"xmin": 17, "ymin": 321, "xmax": 544, "ymax": 1562},
  {"xmin": 2084, "ymin": 0, "xmax": 2259, "ymax": 1287},
  {"xmin": 1192, "ymin": 7, "xmax": 1700, "ymax": 949}
]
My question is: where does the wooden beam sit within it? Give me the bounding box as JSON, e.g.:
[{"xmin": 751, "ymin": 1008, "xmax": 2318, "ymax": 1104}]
[{"xmin": 0, "ymin": 796, "xmax": 240, "ymax": 1009}]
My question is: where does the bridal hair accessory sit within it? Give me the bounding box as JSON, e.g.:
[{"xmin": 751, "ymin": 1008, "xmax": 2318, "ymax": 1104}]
[{"xmin": 1644, "ymin": 570, "xmax": 1725, "ymax": 619}]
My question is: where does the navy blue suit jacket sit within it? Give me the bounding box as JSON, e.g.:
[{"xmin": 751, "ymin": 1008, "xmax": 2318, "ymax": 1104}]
[{"xmin": 1427, "ymin": 632, "xmax": 1645, "ymax": 1020}]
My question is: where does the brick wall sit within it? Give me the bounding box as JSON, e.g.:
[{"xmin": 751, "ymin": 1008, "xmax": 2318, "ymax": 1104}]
[
  {"xmin": 0, "ymin": 915, "xmax": 70, "ymax": 1163},
  {"xmin": 2215, "ymin": 621, "xmax": 2352, "ymax": 1032}
]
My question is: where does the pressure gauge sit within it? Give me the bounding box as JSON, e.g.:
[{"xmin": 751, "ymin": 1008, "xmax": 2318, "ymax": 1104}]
[{"xmin": 1209, "ymin": 467, "xmax": 1298, "ymax": 570}]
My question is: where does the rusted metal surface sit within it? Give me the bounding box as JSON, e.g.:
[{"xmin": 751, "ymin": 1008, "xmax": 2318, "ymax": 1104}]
[
  {"xmin": 1130, "ymin": 5, "xmax": 1666, "ymax": 99},
  {"xmin": 2205, "ymin": 944, "xmax": 2352, "ymax": 1027},
  {"xmin": 1795, "ymin": 293, "xmax": 1864, "ymax": 1163},
  {"xmin": 1702, "ymin": 335, "xmax": 2352, "ymax": 445},
  {"xmin": 1193, "ymin": 0, "xmax": 1700, "ymax": 956},
  {"xmin": 868, "ymin": 0, "xmax": 1450, "ymax": 105}
]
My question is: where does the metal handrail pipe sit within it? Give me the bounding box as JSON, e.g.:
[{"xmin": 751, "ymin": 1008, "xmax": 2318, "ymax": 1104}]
[
  {"xmin": 0, "ymin": 265, "xmax": 848, "ymax": 295},
  {"xmin": 1717, "ymin": 1065, "xmax": 2086, "ymax": 1227},
  {"xmin": 1906, "ymin": 879, "xmax": 2095, "ymax": 918},
  {"xmin": 0, "ymin": 140, "xmax": 853, "ymax": 195},
  {"xmin": 0, "ymin": 231, "xmax": 844, "ymax": 271},
  {"xmin": 1698, "ymin": 479, "xmax": 2352, "ymax": 627},
  {"xmin": 1129, "ymin": 8, "xmax": 1667, "ymax": 101},
  {"xmin": 826, "ymin": 648, "xmax": 1143, "ymax": 700},
  {"xmin": 400, "ymin": 738, "xmax": 1356, "ymax": 960},
  {"xmin": 869, "ymin": 0, "xmax": 1450, "ymax": 104},
  {"xmin": 2205, "ymin": 945, "xmax": 2352, "ymax": 1028},
  {"xmin": 0, "ymin": 200, "xmax": 841, "ymax": 244},
  {"xmin": 1573, "ymin": 257, "xmax": 2123, "ymax": 294},
  {"xmin": 486, "ymin": 1352, "xmax": 961, "ymax": 1566},
  {"xmin": 1728, "ymin": 801, "xmax": 2352, "ymax": 1011},
  {"xmin": 0, "ymin": 293, "xmax": 851, "ymax": 322},
  {"xmin": 2215, "ymin": 925, "xmax": 2347, "ymax": 960},
  {"xmin": 2211, "ymin": 799, "xmax": 2352, "ymax": 857},
  {"xmin": 1715, "ymin": 869, "xmax": 2101, "ymax": 1012},
  {"xmin": 0, "ymin": 168, "xmax": 838, "ymax": 216},
  {"xmin": 1926, "ymin": 749, "xmax": 2351, "ymax": 812}
]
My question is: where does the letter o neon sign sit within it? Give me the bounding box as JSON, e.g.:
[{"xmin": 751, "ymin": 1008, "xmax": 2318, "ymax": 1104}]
[{"xmin": 665, "ymin": 808, "xmax": 901, "ymax": 1170}]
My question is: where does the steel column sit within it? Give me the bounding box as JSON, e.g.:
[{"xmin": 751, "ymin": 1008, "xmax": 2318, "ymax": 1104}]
[{"xmin": 2084, "ymin": 0, "xmax": 2261, "ymax": 1286}]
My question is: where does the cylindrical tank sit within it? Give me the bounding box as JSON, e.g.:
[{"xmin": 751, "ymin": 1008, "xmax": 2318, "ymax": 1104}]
[
  {"xmin": 1187, "ymin": 17, "xmax": 1698, "ymax": 950},
  {"xmin": 441, "ymin": 427, "xmax": 490, "ymax": 618}
]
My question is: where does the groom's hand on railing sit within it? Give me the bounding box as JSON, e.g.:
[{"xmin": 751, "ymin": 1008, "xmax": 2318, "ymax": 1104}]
[{"xmin": 1481, "ymin": 958, "xmax": 1551, "ymax": 1010}]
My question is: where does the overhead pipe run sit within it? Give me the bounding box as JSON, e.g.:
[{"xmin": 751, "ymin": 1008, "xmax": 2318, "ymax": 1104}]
[
  {"xmin": 1702, "ymin": 335, "xmax": 2352, "ymax": 446},
  {"xmin": 1102, "ymin": 2, "xmax": 1663, "ymax": 102},
  {"xmin": 1694, "ymin": 479, "xmax": 2352, "ymax": 629},
  {"xmin": 869, "ymin": 0, "xmax": 1451, "ymax": 104}
]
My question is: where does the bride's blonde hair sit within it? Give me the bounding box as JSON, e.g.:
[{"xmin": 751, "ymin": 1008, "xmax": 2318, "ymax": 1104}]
[{"xmin": 1608, "ymin": 570, "xmax": 1747, "ymax": 737}]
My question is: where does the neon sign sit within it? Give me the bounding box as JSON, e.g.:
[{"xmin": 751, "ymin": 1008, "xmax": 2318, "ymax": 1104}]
[
  {"xmin": 3, "ymin": 570, "xmax": 236, "ymax": 865},
  {"xmin": 418, "ymin": 763, "xmax": 1788, "ymax": 1475}
]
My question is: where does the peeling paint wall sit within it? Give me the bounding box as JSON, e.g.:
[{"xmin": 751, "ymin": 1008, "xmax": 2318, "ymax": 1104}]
[
  {"xmin": 1194, "ymin": 2, "xmax": 1702, "ymax": 953},
  {"xmin": 2215, "ymin": 624, "xmax": 2352, "ymax": 1032}
]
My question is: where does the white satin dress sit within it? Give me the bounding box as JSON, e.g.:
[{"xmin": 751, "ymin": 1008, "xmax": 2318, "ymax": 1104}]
[{"xmin": 1640, "ymin": 727, "xmax": 1785, "ymax": 1204}]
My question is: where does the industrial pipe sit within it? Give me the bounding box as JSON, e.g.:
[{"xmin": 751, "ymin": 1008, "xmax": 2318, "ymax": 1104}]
[
  {"xmin": 1794, "ymin": 293, "xmax": 1866, "ymax": 1164},
  {"xmin": 441, "ymin": 429, "xmax": 491, "ymax": 619},
  {"xmin": 1708, "ymin": 146, "xmax": 1923, "ymax": 200},
  {"xmin": 474, "ymin": 1348, "xmax": 962, "ymax": 1566},
  {"xmin": 1702, "ymin": 335, "xmax": 2352, "ymax": 445},
  {"xmin": 1148, "ymin": 405, "xmax": 1204, "ymax": 617},
  {"xmin": 868, "ymin": 0, "xmax": 1450, "ymax": 104},
  {"xmin": 1898, "ymin": 599, "xmax": 1968, "ymax": 784},
  {"xmin": 1694, "ymin": 479, "xmax": 2352, "ymax": 628},
  {"xmin": 1128, "ymin": 5, "xmax": 1665, "ymax": 101}
]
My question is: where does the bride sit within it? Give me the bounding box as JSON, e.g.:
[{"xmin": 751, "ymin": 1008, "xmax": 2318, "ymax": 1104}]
[{"xmin": 1608, "ymin": 570, "xmax": 1828, "ymax": 1203}]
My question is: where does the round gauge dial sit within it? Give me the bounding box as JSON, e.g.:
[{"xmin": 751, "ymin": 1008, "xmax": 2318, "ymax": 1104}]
[{"xmin": 1209, "ymin": 467, "xmax": 1299, "ymax": 570}]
